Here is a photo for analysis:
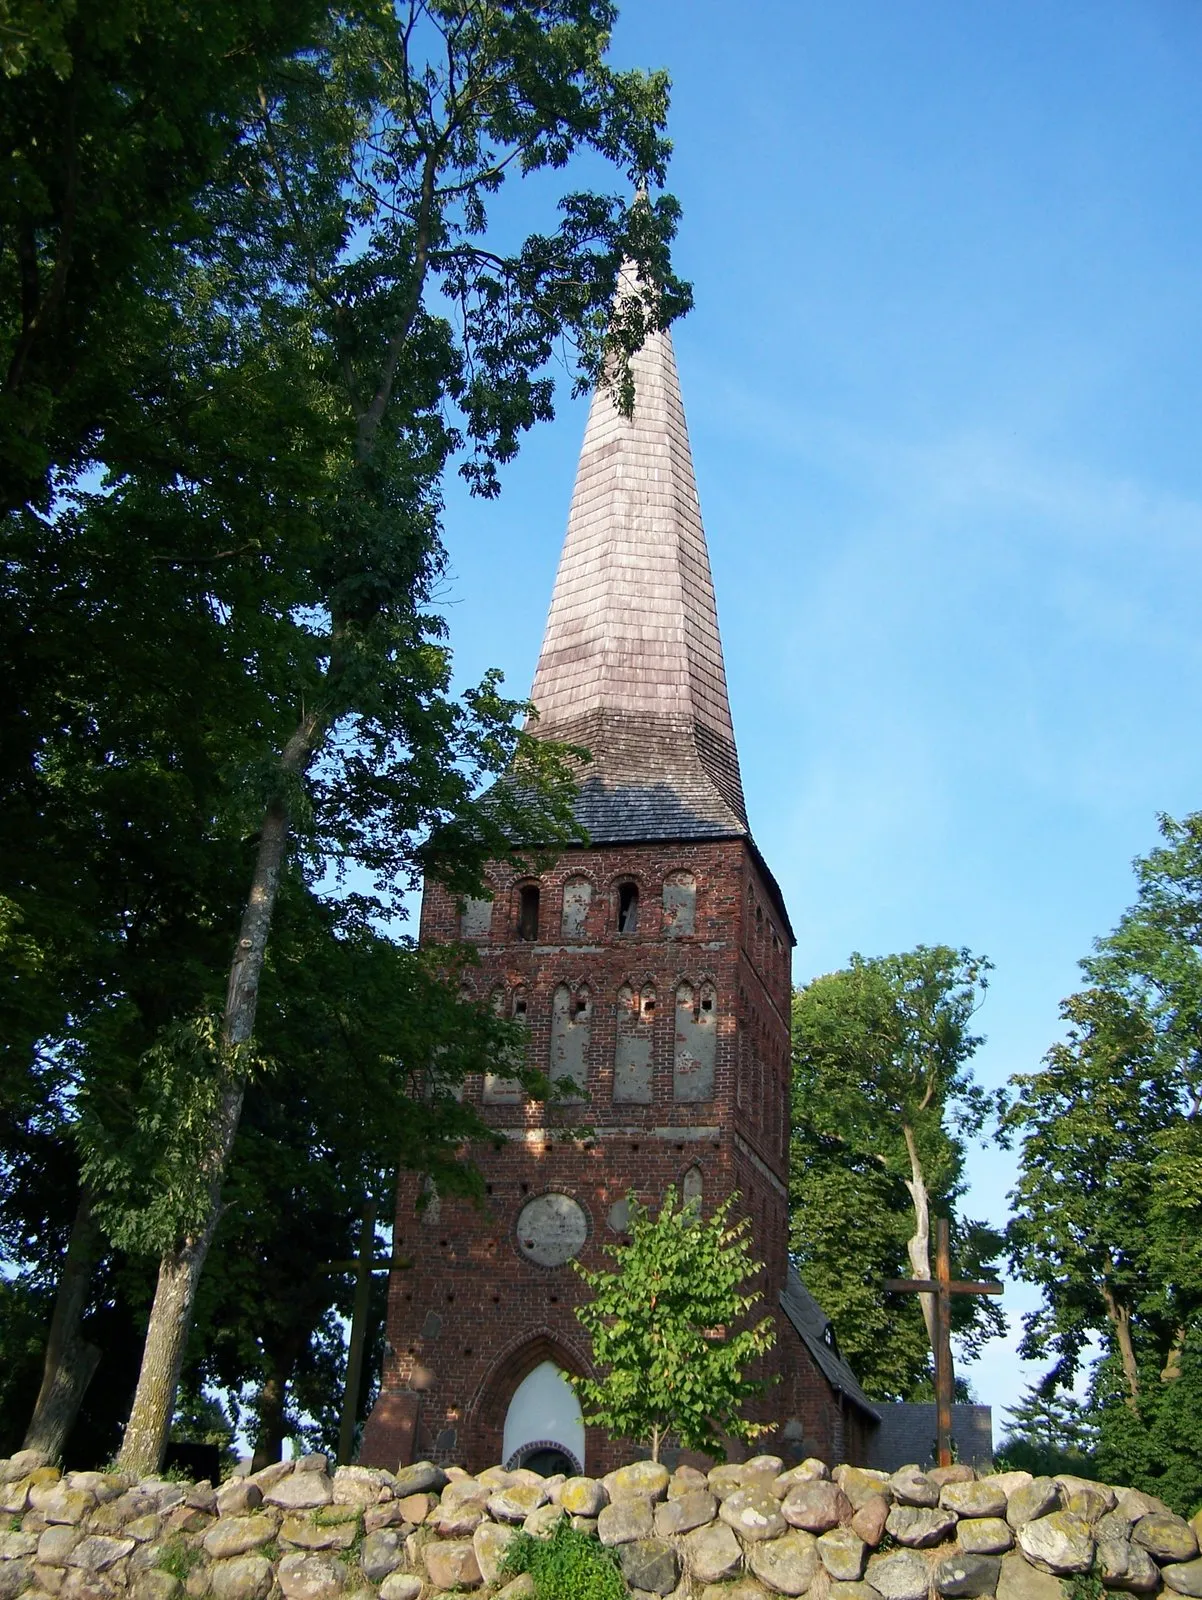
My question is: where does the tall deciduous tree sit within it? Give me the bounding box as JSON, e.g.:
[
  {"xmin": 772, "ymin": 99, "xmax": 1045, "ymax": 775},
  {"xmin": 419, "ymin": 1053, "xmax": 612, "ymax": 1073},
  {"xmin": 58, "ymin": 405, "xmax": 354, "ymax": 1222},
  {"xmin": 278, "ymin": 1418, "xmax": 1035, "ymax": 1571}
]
[
  {"xmin": 1006, "ymin": 813, "xmax": 1202, "ymax": 1512},
  {"xmin": 790, "ymin": 947, "xmax": 1004, "ymax": 1400},
  {"xmin": 573, "ymin": 1189, "xmax": 775, "ymax": 1463},
  {"xmin": 5, "ymin": 0, "xmax": 691, "ymax": 1475}
]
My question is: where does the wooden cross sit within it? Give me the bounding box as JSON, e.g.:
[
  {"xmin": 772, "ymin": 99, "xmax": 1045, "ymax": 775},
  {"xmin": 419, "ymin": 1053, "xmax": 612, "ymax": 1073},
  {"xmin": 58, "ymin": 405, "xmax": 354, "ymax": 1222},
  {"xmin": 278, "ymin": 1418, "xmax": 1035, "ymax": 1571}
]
[{"xmin": 885, "ymin": 1216, "xmax": 1003, "ymax": 1467}]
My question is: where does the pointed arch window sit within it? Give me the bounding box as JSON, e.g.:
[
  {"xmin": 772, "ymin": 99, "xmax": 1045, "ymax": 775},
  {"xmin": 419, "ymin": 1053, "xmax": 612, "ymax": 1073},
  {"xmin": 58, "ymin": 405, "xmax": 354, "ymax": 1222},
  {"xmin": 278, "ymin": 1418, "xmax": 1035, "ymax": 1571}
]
[
  {"xmin": 617, "ymin": 881, "xmax": 639, "ymax": 934},
  {"xmin": 517, "ymin": 883, "xmax": 540, "ymax": 941}
]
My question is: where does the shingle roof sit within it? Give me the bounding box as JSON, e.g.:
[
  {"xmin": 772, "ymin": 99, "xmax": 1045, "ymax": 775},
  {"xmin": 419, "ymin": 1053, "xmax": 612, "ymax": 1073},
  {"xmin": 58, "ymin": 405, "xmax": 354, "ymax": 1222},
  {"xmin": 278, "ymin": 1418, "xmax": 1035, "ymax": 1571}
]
[
  {"xmin": 780, "ymin": 1268, "xmax": 881, "ymax": 1421},
  {"xmin": 527, "ymin": 311, "xmax": 748, "ymax": 842}
]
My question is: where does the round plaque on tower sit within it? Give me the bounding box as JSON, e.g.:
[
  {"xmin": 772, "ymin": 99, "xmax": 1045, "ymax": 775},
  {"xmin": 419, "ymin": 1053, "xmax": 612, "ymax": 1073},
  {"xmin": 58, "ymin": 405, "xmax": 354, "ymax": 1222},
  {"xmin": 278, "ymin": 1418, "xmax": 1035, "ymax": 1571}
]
[{"xmin": 515, "ymin": 1192, "xmax": 589, "ymax": 1268}]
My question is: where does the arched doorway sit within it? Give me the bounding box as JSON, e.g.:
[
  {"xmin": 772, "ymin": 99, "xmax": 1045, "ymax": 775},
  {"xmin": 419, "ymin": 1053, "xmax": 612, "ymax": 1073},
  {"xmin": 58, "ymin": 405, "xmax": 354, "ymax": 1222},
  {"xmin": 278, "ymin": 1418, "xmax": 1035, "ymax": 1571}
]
[{"xmin": 502, "ymin": 1360, "xmax": 585, "ymax": 1476}]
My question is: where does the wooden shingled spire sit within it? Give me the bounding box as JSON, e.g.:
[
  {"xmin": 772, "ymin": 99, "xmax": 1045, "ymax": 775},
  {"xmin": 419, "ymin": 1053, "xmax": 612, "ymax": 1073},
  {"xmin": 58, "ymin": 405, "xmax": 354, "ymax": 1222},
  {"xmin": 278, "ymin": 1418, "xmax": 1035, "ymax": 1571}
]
[{"xmin": 528, "ymin": 303, "xmax": 749, "ymax": 842}]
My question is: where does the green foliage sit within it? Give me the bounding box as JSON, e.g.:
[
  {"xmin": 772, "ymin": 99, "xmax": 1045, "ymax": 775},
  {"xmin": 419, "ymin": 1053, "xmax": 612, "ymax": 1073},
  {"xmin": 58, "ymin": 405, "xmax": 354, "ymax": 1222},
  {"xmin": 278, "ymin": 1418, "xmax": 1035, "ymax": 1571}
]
[
  {"xmin": 1067, "ymin": 1573, "xmax": 1105, "ymax": 1600},
  {"xmin": 3, "ymin": 0, "xmax": 692, "ymax": 1461},
  {"xmin": 154, "ymin": 1539, "xmax": 203, "ymax": 1581},
  {"xmin": 500, "ymin": 1519, "xmax": 627, "ymax": 1600},
  {"xmin": 1006, "ymin": 812, "xmax": 1202, "ymax": 1515},
  {"xmin": 573, "ymin": 1187, "xmax": 775, "ymax": 1461},
  {"xmin": 994, "ymin": 1384, "xmax": 1099, "ymax": 1479},
  {"xmin": 790, "ymin": 947, "xmax": 1004, "ymax": 1399}
]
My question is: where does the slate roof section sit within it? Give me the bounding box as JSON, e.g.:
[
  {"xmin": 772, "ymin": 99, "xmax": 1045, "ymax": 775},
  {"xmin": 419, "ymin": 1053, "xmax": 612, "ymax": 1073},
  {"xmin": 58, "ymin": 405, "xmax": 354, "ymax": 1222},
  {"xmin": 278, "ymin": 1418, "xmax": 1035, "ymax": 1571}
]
[
  {"xmin": 780, "ymin": 1268, "xmax": 881, "ymax": 1421},
  {"xmin": 527, "ymin": 310, "xmax": 748, "ymax": 839}
]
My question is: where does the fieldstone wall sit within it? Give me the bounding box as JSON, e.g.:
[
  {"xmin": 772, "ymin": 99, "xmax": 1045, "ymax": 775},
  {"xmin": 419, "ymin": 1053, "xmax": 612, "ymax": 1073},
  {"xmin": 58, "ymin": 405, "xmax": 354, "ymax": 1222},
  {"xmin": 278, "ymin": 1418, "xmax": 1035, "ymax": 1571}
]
[{"xmin": 2, "ymin": 1448, "xmax": 1201, "ymax": 1600}]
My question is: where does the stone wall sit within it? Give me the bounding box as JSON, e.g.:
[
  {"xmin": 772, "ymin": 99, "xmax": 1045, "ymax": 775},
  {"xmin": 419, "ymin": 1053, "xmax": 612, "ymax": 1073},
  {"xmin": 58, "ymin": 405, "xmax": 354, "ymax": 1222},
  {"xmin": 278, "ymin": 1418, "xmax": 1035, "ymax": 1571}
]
[{"xmin": 2, "ymin": 1448, "xmax": 1200, "ymax": 1600}]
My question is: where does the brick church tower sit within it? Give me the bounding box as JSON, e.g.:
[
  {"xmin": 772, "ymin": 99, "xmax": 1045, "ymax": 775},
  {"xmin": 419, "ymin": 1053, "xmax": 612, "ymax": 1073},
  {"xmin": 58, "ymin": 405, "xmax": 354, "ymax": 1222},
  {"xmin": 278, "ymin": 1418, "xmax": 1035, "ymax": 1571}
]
[{"xmin": 361, "ymin": 304, "xmax": 877, "ymax": 1475}]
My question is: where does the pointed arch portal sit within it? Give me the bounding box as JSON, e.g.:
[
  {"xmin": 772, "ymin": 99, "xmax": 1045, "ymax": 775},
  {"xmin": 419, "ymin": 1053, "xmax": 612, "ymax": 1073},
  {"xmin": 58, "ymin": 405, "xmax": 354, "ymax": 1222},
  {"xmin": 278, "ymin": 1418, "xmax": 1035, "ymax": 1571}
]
[{"xmin": 501, "ymin": 1360, "xmax": 585, "ymax": 1476}]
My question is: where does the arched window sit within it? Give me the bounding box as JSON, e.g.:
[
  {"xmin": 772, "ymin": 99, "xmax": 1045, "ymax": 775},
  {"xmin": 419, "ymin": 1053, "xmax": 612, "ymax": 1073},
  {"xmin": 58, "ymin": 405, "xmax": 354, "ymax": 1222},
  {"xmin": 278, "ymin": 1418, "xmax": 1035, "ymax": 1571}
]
[
  {"xmin": 682, "ymin": 1165, "xmax": 703, "ymax": 1208},
  {"xmin": 517, "ymin": 883, "xmax": 540, "ymax": 941},
  {"xmin": 616, "ymin": 881, "xmax": 639, "ymax": 934}
]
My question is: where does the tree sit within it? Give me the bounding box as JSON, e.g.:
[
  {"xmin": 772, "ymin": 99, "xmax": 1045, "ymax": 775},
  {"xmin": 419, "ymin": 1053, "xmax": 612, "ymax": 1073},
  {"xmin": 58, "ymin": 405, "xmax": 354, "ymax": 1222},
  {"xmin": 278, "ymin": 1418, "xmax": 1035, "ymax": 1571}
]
[
  {"xmin": 3, "ymin": 0, "xmax": 691, "ymax": 1474},
  {"xmin": 995, "ymin": 1382, "xmax": 1099, "ymax": 1479},
  {"xmin": 572, "ymin": 1188, "xmax": 775, "ymax": 1463},
  {"xmin": 1, "ymin": 0, "xmax": 327, "ymax": 513},
  {"xmin": 1006, "ymin": 813, "xmax": 1202, "ymax": 1512},
  {"xmin": 790, "ymin": 947, "xmax": 1004, "ymax": 1400}
]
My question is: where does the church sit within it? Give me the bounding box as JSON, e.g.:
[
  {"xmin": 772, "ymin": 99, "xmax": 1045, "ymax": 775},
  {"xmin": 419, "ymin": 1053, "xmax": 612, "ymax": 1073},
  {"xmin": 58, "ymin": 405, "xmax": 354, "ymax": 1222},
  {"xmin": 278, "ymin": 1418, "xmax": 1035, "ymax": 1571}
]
[{"xmin": 360, "ymin": 293, "xmax": 879, "ymax": 1476}]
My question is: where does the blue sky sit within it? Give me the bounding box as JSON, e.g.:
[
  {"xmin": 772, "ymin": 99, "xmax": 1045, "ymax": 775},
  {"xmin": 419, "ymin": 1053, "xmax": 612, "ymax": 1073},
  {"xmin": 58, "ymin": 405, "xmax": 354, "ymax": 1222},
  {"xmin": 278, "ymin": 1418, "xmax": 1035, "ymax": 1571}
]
[{"xmin": 432, "ymin": 1, "xmax": 1202, "ymax": 1421}]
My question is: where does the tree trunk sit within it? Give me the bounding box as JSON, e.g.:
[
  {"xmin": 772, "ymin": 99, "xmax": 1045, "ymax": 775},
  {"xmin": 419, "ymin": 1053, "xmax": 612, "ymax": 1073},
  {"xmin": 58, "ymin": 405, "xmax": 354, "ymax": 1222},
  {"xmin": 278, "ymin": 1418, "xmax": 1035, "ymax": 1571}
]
[
  {"xmin": 901, "ymin": 1123, "xmax": 937, "ymax": 1350},
  {"xmin": 1100, "ymin": 1278, "xmax": 1141, "ymax": 1407},
  {"xmin": 118, "ymin": 716, "xmax": 321, "ymax": 1476},
  {"xmin": 22, "ymin": 1192, "xmax": 102, "ymax": 1462},
  {"xmin": 1161, "ymin": 1326, "xmax": 1186, "ymax": 1384},
  {"xmin": 251, "ymin": 1370, "xmax": 290, "ymax": 1473}
]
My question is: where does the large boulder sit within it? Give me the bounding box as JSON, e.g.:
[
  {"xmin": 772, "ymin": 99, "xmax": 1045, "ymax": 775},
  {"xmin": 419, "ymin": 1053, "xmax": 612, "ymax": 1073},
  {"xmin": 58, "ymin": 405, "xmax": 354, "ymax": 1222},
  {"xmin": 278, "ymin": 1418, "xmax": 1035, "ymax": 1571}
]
[
  {"xmin": 472, "ymin": 1519, "xmax": 517, "ymax": 1585},
  {"xmin": 1057, "ymin": 1479, "xmax": 1116, "ymax": 1525},
  {"xmin": 655, "ymin": 1488, "xmax": 717, "ymax": 1537},
  {"xmin": 783, "ymin": 1481, "xmax": 853, "ymax": 1534},
  {"xmin": 866, "ymin": 1548, "xmax": 931, "ymax": 1600},
  {"xmin": 721, "ymin": 1487, "xmax": 788, "ymax": 1543},
  {"xmin": 279, "ymin": 1515, "xmax": 357, "ymax": 1552},
  {"xmin": 941, "ymin": 1480, "xmax": 1008, "ymax": 1519},
  {"xmin": 747, "ymin": 1530, "xmax": 820, "ymax": 1596},
  {"xmin": 423, "ymin": 1536, "xmax": 482, "ymax": 1589},
  {"xmin": 488, "ymin": 1483, "xmax": 548, "ymax": 1524},
  {"xmin": 1007, "ymin": 1480, "xmax": 1062, "ymax": 1530},
  {"xmin": 215, "ymin": 1483, "xmax": 262, "ymax": 1518},
  {"xmin": 0, "ymin": 1561, "xmax": 32, "ymax": 1600},
  {"xmin": 933, "ymin": 1553, "xmax": 1003, "ymax": 1597},
  {"xmin": 1163, "ymin": 1560, "xmax": 1202, "ymax": 1597},
  {"xmin": 958, "ymin": 1516, "xmax": 1014, "ymax": 1554},
  {"xmin": 1096, "ymin": 1534, "xmax": 1160, "ymax": 1592},
  {"xmin": 391, "ymin": 1462, "xmax": 447, "ymax": 1498},
  {"xmin": 67, "ymin": 1535, "xmax": 136, "ymax": 1571},
  {"xmin": 684, "ymin": 1519, "xmax": 744, "ymax": 1584},
  {"xmin": 1132, "ymin": 1514, "xmax": 1200, "ymax": 1565},
  {"xmin": 710, "ymin": 1464, "xmax": 749, "ymax": 1502},
  {"xmin": 997, "ymin": 1550, "xmax": 1070, "ymax": 1600},
  {"xmin": 264, "ymin": 1475, "xmax": 332, "ymax": 1512},
  {"xmin": 358, "ymin": 1530, "xmax": 403, "ymax": 1580},
  {"xmin": 885, "ymin": 1505, "xmax": 958, "ymax": 1548},
  {"xmin": 834, "ymin": 1468, "xmax": 892, "ymax": 1511},
  {"xmin": 817, "ymin": 1527, "xmax": 868, "ymax": 1581},
  {"xmin": 1017, "ymin": 1512, "xmax": 1095, "ymax": 1575},
  {"xmin": 208, "ymin": 1555, "xmax": 274, "ymax": 1600},
  {"xmin": 522, "ymin": 1502, "xmax": 564, "ymax": 1539},
  {"xmin": 203, "ymin": 1517, "xmax": 277, "ymax": 1560},
  {"xmin": 275, "ymin": 1551, "xmax": 346, "ymax": 1600},
  {"xmin": 560, "ymin": 1477, "xmax": 607, "ymax": 1517},
  {"xmin": 888, "ymin": 1468, "xmax": 939, "ymax": 1508},
  {"xmin": 604, "ymin": 1462, "xmax": 670, "ymax": 1502},
  {"xmin": 618, "ymin": 1536, "xmax": 679, "ymax": 1596},
  {"xmin": 377, "ymin": 1579, "xmax": 422, "ymax": 1600},
  {"xmin": 37, "ymin": 1524, "xmax": 84, "ymax": 1564},
  {"xmin": 597, "ymin": 1495, "xmax": 654, "ymax": 1546},
  {"xmin": 851, "ymin": 1495, "xmax": 891, "ymax": 1548}
]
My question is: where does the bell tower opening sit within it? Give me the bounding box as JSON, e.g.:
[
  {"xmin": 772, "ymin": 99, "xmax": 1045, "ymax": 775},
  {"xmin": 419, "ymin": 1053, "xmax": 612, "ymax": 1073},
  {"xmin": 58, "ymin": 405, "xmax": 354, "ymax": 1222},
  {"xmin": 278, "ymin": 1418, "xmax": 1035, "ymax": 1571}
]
[{"xmin": 501, "ymin": 1359, "xmax": 585, "ymax": 1476}]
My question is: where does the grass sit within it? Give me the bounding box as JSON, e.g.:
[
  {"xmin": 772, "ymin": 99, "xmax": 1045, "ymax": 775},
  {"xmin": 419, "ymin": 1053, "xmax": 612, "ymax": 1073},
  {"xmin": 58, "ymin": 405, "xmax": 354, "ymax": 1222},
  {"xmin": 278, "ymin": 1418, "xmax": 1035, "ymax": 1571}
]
[
  {"xmin": 500, "ymin": 1520, "xmax": 628, "ymax": 1600},
  {"xmin": 154, "ymin": 1538, "xmax": 204, "ymax": 1581}
]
